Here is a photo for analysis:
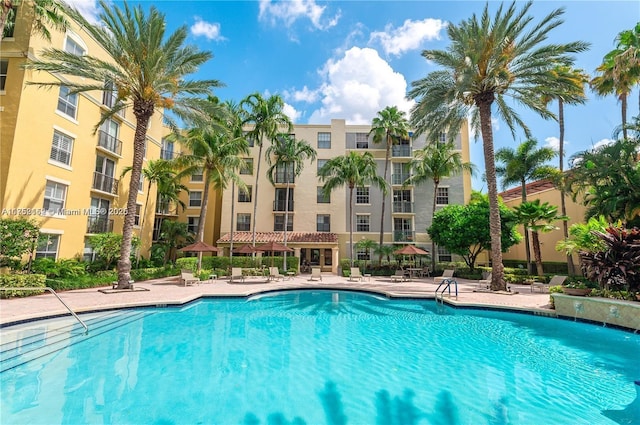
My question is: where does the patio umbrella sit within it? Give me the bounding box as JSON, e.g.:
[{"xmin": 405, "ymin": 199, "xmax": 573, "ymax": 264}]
[
  {"xmin": 179, "ymin": 241, "xmax": 219, "ymax": 272},
  {"xmin": 232, "ymin": 243, "xmax": 259, "ymax": 254},
  {"xmin": 394, "ymin": 245, "xmax": 429, "ymax": 268},
  {"xmin": 255, "ymin": 241, "xmax": 294, "ymax": 267}
]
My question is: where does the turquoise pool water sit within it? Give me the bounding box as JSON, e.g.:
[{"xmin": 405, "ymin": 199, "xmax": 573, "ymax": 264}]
[{"xmin": 1, "ymin": 290, "xmax": 639, "ymax": 424}]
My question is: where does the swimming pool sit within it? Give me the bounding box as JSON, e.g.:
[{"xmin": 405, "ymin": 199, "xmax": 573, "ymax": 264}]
[{"xmin": 1, "ymin": 290, "xmax": 639, "ymax": 424}]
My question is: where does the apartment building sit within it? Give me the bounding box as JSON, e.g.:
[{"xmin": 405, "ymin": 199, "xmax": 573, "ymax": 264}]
[
  {"xmin": 1, "ymin": 5, "xmax": 167, "ymax": 260},
  {"xmin": 215, "ymin": 119, "xmax": 472, "ymax": 273}
]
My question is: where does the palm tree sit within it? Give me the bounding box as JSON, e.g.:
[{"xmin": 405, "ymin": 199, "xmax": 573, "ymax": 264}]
[
  {"xmin": 407, "ymin": 1, "xmax": 588, "ymax": 290},
  {"xmin": 24, "ymin": 2, "xmax": 221, "ymax": 288},
  {"xmin": 541, "ymin": 65, "xmax": 589, "ymax": 275},
  {"xmin": 318, "ymin": 151, "xmax": 387, "ymax": 266},
  {"xmin": 174, "ymin": 108, "xmax": 249, "ymax": 271},
  {"xmin": 513, "ymin": 200, "xmax": 567, "ymax": 276},
  {"xmin": 240, "ymin": 93, "xmax": 293, "ymax": 249},
  {"xmin": 404, "ymin": 141, "xmax": 474, "ymax": 271},
  {"xmin": 355, "ymin": 238, "xmax": 377, "ymax": 273},
  {"xmin": 614, "ymin": 23, "xmax": 640, "ymax": 111},
  {"xmin": 495, "ymin": 139, "xmax": 557, "ymax": 273},
  {"xmin": 157, "ymin": 219, "xmax": 191, "ymax": 265},
  {"xmin": 153, "ymin": 172, "xmax": 188, "ymax": 242},
  {"xmin": 265, "ymin": 133, "xmax": 316, "ymax": 271},
  {"xmin": 369, "ymin": 106, "xmax": 410, "ymax": 255},
  {"xmin": 374, "ymin": 243, "xmax": 396, "ymax": 265},
  {"xmin": 1, "ymin": 0, "xmax": 68, "ymax": 42}
]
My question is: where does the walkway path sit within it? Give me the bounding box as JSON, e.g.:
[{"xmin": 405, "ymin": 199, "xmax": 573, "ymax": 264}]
[{"xmin": 0, "ymin": 273, "xmax": 554, "ymax": 326}]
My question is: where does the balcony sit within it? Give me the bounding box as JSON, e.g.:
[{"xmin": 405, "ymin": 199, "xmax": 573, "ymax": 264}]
[
  {"xmin": 92, "ymin": 172, "xmax": 119, "ymax": 195},
  {"xmin": 155, "ymin": 201, "xmax": 178, "ymax": 216},
  {"xmin": 273, "ymin": 200, "xmax": 294, "ymax": 212},
  {"xmin": 86, "ymin": 216, "xmax": 114, "ymax": 234},
  {"xmin": 273, "ymin": 171, "xmax": 295, "ymax": 185},
  {"xmin": 392, "ymin": 145, "xmax": 412, "ymax": 157},
  {"xmin": 394, "ymin": 230, "xmax": 415, "ymax": 242},
  {"xmin": 97, "ymin": 131, "xmax": 123, "ymax": 156},
  {"xmin": 102, "ymin": 91, "xmax": 125, "ymax": 118},
  {"xmin": 392, "ymin": 174, "xmax": 411, "ymax": 185},
  {"xmin": 160, "ymin": 149, "xmax": 178, "ymax": 160},
  {"xmin": 392, "ymin": 201, "xmax": 414, "ymax": 213}
]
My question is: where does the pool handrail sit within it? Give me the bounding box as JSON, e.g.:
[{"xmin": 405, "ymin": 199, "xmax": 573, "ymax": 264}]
[
  {"xmin": 435, "ymin": 278, "xmax": 458, "ymax": 303},
  {"xmin": 0, "ymin": 287, "xmax": 88, "ymax": 334}
]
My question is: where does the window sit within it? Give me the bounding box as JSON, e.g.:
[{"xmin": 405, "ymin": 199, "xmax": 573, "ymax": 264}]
[
  {"xmin": 316, "ymin": 214, "xmax": 330, "ymax": 232},
  {"xmin": 98, "ymin": 119, "xmax": 121, "ymax": 154},
  {"xmin": 317, "ymin": 132, "xmax": 331, "ymax": 149},
  {"xmin": 237, "ymin": 213, "xmax": 251, "ymax": 231},
  {"xmin": 243, "ymin": 131, "xmax": 255, "ymax": 147},
  {"xmin": 356, "ymin": 187, "xmax": 370, "ymax": 204},
  {"xmin": 439, "ymin": 131, "xmax": 447, "ymax": 143},
  {"xmin": 436, "ymin": 187, "xmax": 449, "ymax": 205},
  {"xmin": 356, "ymin": 248, "xmax": 370, "ymax": 261},
  {"xmin": 240, "ymin": 158, "xmax": 253, "ymax": 175},
  {"xmin": 393, "ymin": 190, "xmax": 412, "ymax": 213},
  {"xmin": 50, "ymin": 130, "xmax": 74, "ymax": 166},
  {"xmin": 438, "ymin": 245, "xmax": 452, "ymax": 262},
  {"xmin": 134, "ymin": 204, "xmax": 142, "ymax": 226},
  {"xmin": 189, "ymin": 191, "xmax": 202, "ymax": 207},
  {"xmin": 191, "ymin": 169, "xmax": 203, "ymax": 182},
  {"xmin": 161, "ymin": 139, "xmax": 174, "ymax": 160},
  {"xmin": 0, "ymin": 60, "xmax": 7, "ymax": 91},
  {"xmin": 356, "ymin": 215, "xmax": 370, "ymax": 232},
  {"xmin": 317, "ymin": 159, "xmax": 328, "ymax": 175},
  {"xmin": 187, "ymin": 217, "xmax": 199, "ymax": 234},
  {"xmin": 317, "ymin": 186, "xmax": 330, "ymax": 203},
  {"xmin": 238, "ymin": 186, "xmax": 252, "ymax": 202},
  {"xmin": 65, "ymin": 37, "xmax": 86, "ymax": 55},
  {"xmin": 355, "ymin": 133, "xmax": 369, "ymax": 149},
  {"xmin": 57, "ymin": 86, "xmax": 77, "ymax": 119},
  {"xmin": 43, "ymin": 180, "xmax": 67, "ymax": 214},
  {"xmin": 36, "ymin": 234, "xmax": 60, "ymax": 259},
  {"xmin": 274, "ymin": 215, "xmax": 293, "ymax": 231},
  {"xmin": 83, "ymin": 239, "xmax": 97, "ymax": 262},
  {"xmin": 138, "ymin": 175, "xmax": 144, "ymax": 193}
]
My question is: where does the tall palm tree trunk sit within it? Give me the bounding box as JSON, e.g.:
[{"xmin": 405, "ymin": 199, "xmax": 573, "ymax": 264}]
[
  {"xmin": 431, "ymin": 180, "xmax": 439, "ymax": 272},
  {"xmin": 283, "ymin": 181, "xmax": 290, "ymax": 271},
  {"xmin": 195, "ymin": 173, "xmax": 211, "ymax": 272},
  {"xmin": 229, "ymin": 181, "xmax": 236, "ymax": 267},
  {"xmin": 531, "ymin": 231, "xmax": 544, "ymax": 276},
  {"xmin": 477, "ymin": 99, "xmax": 505, "ymax": 290},
  {"xmin": 379, "ymin": 138, "xmax": 391, "ymax": 264},
  {"xmin": 117, "ymin": 108, "xmax": 152, "ymax": 289},
  {"xmin": 135, "ymin": 180, "xmax": 153, "ymax": 267},
  {"xmin": 349, "ymin": 185, "xmax": 354, "ymax": 267},
  {"xmin": 520, "ymin": 180, "xmax": 532, "ymax": 274},
  {"xmin": 251, "ymin": 142, "xmax": 264, "ymax": 248},
  {"xmin": 558, "ymin": 99, "xmax": 575, "ymax": 275},
  {"xmin": 621, "ymin": 94, "xmax": 628, "ymax": 140}
]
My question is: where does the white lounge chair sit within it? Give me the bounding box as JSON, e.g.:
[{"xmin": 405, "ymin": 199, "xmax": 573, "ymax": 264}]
[
  {"xmin": 531, "ymin": 275, "xmax": 567, "ymax": 292},
  {"xmin": 349, "ymin": 267, "xmax": 363, "ymax": 282},
  {"xmin": 269, "ymin": 267, "xmax": 285, "ymax": 281},
  {"xmin": 309, "ymin": 267, "xmax": 322, "ymax": 281},
  {"xmin": 434, "ymin": 269, "xmax": 455, "ymax": 285},
  {"xmin": 230, "ymin": 268, "xmax": 245, "ymax": 283},
  {"xmin": 390, "ymin": 270, "xmax": 408, "ymax": 283},
  {"xmin": 180, "ymin": 270, "xmax": 201, "ymax": 286}
]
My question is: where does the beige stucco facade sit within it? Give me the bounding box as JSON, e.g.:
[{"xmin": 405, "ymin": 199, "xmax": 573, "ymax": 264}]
[{"xmin": 1, "ymin": 4, "xmax": 167, "ymax": 260}]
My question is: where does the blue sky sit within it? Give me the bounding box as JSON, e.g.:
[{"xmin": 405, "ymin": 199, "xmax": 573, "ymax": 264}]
[{"xmin": 72, "ymin": 0, "xmax": 640, "ymax": 191}]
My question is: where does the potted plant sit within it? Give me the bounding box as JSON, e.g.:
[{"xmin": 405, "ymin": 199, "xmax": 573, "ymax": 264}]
[{"xmin": 561, "ymin": 277, "xmax": 598, "ymax": 296}]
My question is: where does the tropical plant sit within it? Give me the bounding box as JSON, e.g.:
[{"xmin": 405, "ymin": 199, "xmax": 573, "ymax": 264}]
[
  {"xmin": 240, "ymin": 93, "xmax": 293, "ymax": 248},
  {"xmin": 407, "ymin": 1, "xmax": 588, "ymax": 290},
  {"xmin": 23, "ymin": 2, "xmax": 221, "ymax": 288},
  {"xmin": 428, "ymin": 196, "xmax": 521, "ymax": 272},
  {"xmin": 541, "ymin": 65, "xmax": 589, "ymax": 275},
  {"xmin": 556, "ymin": 215, "xmax": 609, "ymax": 256},
  {"xmin": 566, "ymin": 137, "xmax": 640, "ymax": 227},
  {"xmin": 513, "ymin": 200, "xmax": 567, "ymax": 276},
  {"xmin": 319, "ymin": 151, "xmax": 387, "ymax": 266},
  {"xmin": 374, "ymin": 244, "xmax": 396, "ymax": 264},
  {"xmin": 355, "ymin": 238, "xmax": 377, "ymax": 272},
  {"xmin": 88, "ymin": 232, "xmax": 140, "ymax": 270},
  {"xmin": 1, "ymin": 0, "xmax": 68, "ymax": 42},
  {"xmin": 0, "ymin": 217, "xmax": 40, "ymax": 269},
  {"xmin": 369, "ymin": 106, "xmax": 410, "ymax": 255},
  {"xmin": 405, "ymin": 141, "xmax": 474, "ymax": 271},
  {"xmin": 495, "ymin": 139, "xmax": 557, "ymax": 273},
  {"xmin": 156, "ymin": 219, "xmax": 192, "ymax": 265},
  {"xmin": 265, "ymin": 133, "xmax": 316, "ymax": 271},
  {"xmin": 579, "ymin": 226, "xmax": 640, "ymax": 293}
]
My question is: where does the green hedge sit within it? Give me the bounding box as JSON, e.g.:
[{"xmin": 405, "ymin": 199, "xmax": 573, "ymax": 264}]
[
  {"xmin": 176, "ymin": 256, "xmax": 299, "ymax": 273},
  {"xmin": 0, "ymin": 274, "xmax": 46, "ymax": 298}
]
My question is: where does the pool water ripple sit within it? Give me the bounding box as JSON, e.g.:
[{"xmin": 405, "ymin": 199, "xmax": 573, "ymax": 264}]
[{"xmin": 1, "ymin": 290, "xmax": 638, "ymax": 424}]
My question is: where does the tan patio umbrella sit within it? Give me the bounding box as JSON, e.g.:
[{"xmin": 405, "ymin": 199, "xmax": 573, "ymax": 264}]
[
  {"xmin": 232, "ymin": 244, "xmax": 259, "ymax": 254},
  {"xmin": 179, "ymin": 241, "xmax": 220, "ymax": 272},
  {"xmin": 255, "ymin": 241, "xmax": 294, "ymax": 267},
  {"xmin": 394, "ymin": 245, "xmax": 429, "ymax": 268}
]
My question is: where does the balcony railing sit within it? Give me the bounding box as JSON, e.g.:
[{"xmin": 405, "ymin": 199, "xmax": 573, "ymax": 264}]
[
  {"xmin": 97, "ymin": 130, "xmax": 123, "ymax": 156},
  {"xmin": 155, "ymin": 201, "xmax": 178, "ymax": 215},
  {"xmin": 92, "ymin": 172, "xmax": 119, "ymax": 195},
  {"xmin": 392, "ymin": 201, "xmax": 414, "ymax": 213},
  {"xmin": 86, "ymin": 216, "xmax": 114, "ymax": 234},
  {"xmin": 392, "ymin": 145, "xmax": 412, "ymax": 157},
  {"xmin": 392, "ymin": 174, "xmax": 411, "ymax": 185},
  {"xmin": 394, "ymin": 230, "xmax": 415, "ymax": 242},
  {"xmin": 274, "ymin": 171, "xmax": 295, "ymax": 184},
  {"xmin": 160, "ymin": 149, "xmax": 178, "ymax": 160},
  {"xmin": 273, "ymin": 200, "xmax": 294, "ymax": 211},
  {"xmin": 102, "ymin": 91, "xmax": 125, "ymax": 118}
]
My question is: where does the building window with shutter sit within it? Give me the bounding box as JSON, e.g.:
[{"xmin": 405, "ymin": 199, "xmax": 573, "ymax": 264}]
[{"xmin": 49, "ymin": 130, "xmax": 74, "ymax": 166}]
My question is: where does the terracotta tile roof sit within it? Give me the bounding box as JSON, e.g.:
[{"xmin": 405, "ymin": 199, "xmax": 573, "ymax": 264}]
[
  {"xmin": 499, "ymin": 178, "xmax": 556, "ymax": 202},
  {"xmin": 217, "ymin": 232, "xmax": 338, "ymax": 244}
]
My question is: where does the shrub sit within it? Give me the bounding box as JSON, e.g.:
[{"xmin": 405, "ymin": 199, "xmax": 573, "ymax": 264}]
[{"xmin": 0, "ymin": 273, "xmax": 46, "ymax": 298}]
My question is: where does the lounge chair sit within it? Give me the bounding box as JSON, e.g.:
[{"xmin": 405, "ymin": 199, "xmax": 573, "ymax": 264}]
[
  {"xmin": 477, "ymin": 272, "xmax": 492, "ymax": 289},
  {"xmin": 180, "ymin": 270, "xmax": 201, "ymax": 286},
  {"xmin": 309, "ymin": 267, "xmax": 322, "ymax": 281},
  {"xmin": 434, "ymin": 269, "xmax": 455, "ymax": 285},
  {"xmin": 230, "ymin": 267, "xmax": 245, "ymax": 283},
  {"xmin": 349, "ymin": 267, "xmax": 363, "ymax": 282},
  {"xmin": 531, "ymin": 275, "xmax": 567, "ymax": 292},
  {"xmin": 418, "ymin": 267, "xmax": 431, "ymax": 278},
  {"xmin": 269, "ymin": 267, "xmax": 285, "ymax": 281},
  {"xmin": 390, "ymin": 270, "xmax": 408, "ymax": 283}
]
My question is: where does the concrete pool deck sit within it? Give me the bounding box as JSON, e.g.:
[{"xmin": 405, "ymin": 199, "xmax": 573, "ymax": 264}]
[{"xmin": 0, "ymin": 272, "xmax": 556, "ymax": 326}]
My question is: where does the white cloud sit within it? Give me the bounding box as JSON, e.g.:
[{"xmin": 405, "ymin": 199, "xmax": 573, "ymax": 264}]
[
  {"xmin": 545, "ymin": 136, "xmax": 560, "ymax": 151},
  {"xmin": 593, "ymin": 138, "xmax": 615, "ymax": 150},
  {"xmin": 190, "ymin": 17, "xmax": 225, "ymax": 41},
  {"xmin": 283, "ymin": 103, "xmax": 302, "ymax": 123},
  {"xmin": 258, "ymin": 0, "xmax": 340, "ymax": 30},
  {"xmin": 308, "ymin": 47, "xmax": 414, "ymax": 124},
  {"xmin": 65, "ymin": 0, "xmax": 101, "ymax": 24},
  {"xmin": 284, "ymin": 86, "xmax": 320, "ymax": 103},
  {"xmin": 370, "ymin": 18, "xmax": 446, "ymax": 56}
]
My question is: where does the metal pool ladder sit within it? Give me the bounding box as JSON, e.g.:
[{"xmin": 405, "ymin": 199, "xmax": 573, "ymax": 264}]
[
  {"xmin": 1, "ymin": 287, "xmax": 88, "ymax": 334},
  {"xmin": 435, "ymin": 278, "xmax": 458, "ymax": 304}
]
